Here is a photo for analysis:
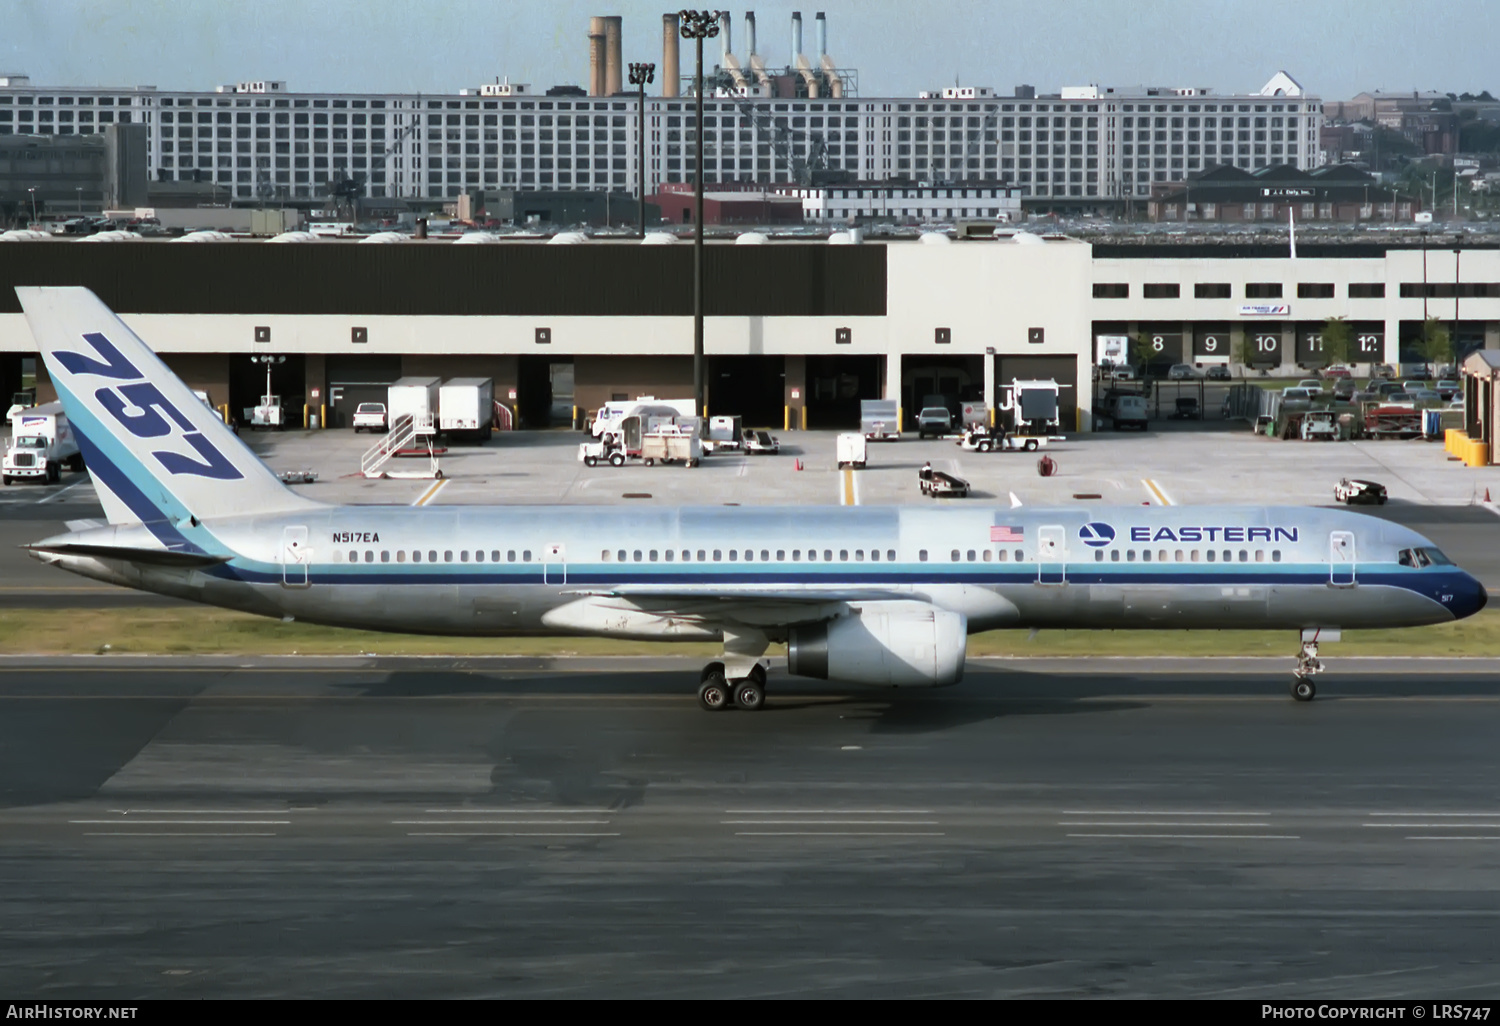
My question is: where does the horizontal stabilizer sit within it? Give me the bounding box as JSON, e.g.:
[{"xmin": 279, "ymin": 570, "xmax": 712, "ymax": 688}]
[{"xmin": 25, "ymin": 542, "xmax": 231, "ymax": 568}]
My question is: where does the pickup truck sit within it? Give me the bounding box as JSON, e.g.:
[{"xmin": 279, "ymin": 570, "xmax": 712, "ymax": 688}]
[
  {"xmin": 352, "ymin": 402, "xmax": 388, "ymax": 432},
  {"xmin": 916, "ymin": 406, "xmax": 954, "ymax": 439}
]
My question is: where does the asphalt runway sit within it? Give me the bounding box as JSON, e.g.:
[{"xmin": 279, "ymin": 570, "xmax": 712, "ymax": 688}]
[{"xmin": 4, "ymin": 658, "xmax": 1500, "ymax": 998}]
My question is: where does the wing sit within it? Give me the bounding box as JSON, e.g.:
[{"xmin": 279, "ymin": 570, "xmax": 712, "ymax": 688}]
[{"xmin": 548, "ymin": 584, "xmax": 910, "ymax": 634}]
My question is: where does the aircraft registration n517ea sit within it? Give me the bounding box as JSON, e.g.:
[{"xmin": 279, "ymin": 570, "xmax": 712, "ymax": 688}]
[{"xmin": 17, "ymin": 286, "xmax": 1489, "ymax": 709}]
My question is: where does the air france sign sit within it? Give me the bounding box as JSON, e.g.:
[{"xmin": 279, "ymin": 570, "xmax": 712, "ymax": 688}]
[
  {"xmin": 1081, "ymin": 522, "xmax": 1299, "ymax": 545},
  {"xmin": 53, "ymin": 332, "xmax": 244, "ymax": 480}
]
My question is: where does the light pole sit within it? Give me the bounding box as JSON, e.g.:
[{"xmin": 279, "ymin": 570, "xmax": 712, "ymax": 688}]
[
  {"xmin": 629, "ymin": 62, "xmax": 656, "ymax": 239},
  {"xmin": 679, "ymin": 10, "xmax": 720, "ymax": 421},
  {"xmin": 27, "ymin": 187, "xmax": 37, "ymax": 225}
]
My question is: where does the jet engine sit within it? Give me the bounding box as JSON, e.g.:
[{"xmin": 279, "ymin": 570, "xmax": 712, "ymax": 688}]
[{"xmin": 787, "ymin": 601, "xmax": 967, "ymax": 687}]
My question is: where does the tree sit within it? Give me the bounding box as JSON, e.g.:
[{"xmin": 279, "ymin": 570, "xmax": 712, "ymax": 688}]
[
  {"xmin": 1230, "ymin": 332, "xmax": 1251, "ymax": 378},
  {"xmin": 1421, "ymin": 317, "xmax": 1453, "ymax": 377},
  {"xmin": 1321, "ymin": 317, "xmax": 1354, "ymax": 368}
]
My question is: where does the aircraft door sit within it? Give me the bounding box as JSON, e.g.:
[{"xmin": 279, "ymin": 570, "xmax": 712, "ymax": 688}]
[
  {"xmin": 543, "ymin": 542, "xmax": 566, "ymax": 585},
  {"xmin": 1329, "ymin": 531, "xmax": 1356, "ymax": 587},
  {"xmin": 1036, "ymin": 525, "xmax": 1066, "ymax": 585},
  {"xmin": 281, "ymin": 525, "xmax": 311, "ymax": 588}
]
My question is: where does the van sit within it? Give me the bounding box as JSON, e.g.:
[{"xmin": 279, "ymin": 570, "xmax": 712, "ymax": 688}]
[{"xmin": 1108, "ymin": 394, "xmax": 1149, "ymax": 430}]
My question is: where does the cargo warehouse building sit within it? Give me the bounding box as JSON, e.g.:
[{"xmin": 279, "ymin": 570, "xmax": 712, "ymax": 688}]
[{"xmin": 3, "ymin": 235, "xmax": 1500, "ymax": 432}]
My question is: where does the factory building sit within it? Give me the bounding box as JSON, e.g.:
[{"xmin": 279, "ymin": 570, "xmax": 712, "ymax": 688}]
[
  {"xmin": 3, "ymin": 235, "xmax": 1500, "ymax": 437},
  {"xmin": 0, "ymin": 13, "xmax": 1321, "ymax": 213}
]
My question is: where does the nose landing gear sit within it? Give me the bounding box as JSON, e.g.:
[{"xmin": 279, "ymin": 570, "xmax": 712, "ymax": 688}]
[{"xmin": 1291, "ymin": 639, "xmax": 1323, "ymax": 702}]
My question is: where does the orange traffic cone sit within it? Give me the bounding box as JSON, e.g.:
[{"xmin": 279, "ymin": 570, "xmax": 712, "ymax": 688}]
[
  {"xmin": 1487, "ymin": 488, "xmax": 1492, "ymax": 503},
  {"xmin": 795, "ymin": 458, "xmax": 803, "ymax": 471}
]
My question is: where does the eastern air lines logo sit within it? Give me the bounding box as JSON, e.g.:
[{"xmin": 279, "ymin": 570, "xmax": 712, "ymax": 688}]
[{"xmin": 1078, "ymin": 522, "xmax": 1116, "ymax": 548}]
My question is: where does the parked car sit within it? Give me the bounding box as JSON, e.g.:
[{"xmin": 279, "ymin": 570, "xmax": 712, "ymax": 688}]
[
  {"xmin": 1374, "ymin": 381, "xmax": 1405, "ymax": 397},
  {"xmin": 1435, "ymin": 379, "xmax": 1462, "ymax": 401},
  {"xmin": 1322, "ymin": 364, "xmax": 1353, "ymax": 379},
  {"xmin": 1295, "ymin": 378, "xmax": 1324, "ymax": 392},
  {"xmin": 1282, "ymin": 387, "xmax": 1321, "ymax": 401},
  {"xmin": 1331, "ymin": 379, "xmax": 1357, "ymax": 400},
  {"xmin": 916, "ymin": 406, "xmax": 954, "ymax": 439},
  {"xmin": 1372, "ymin": 364, "xmax": 1398, "ymax": 380},
  {"xmin": 1335, "ymin": 478, "xmax": 1387, "ymax": 506},
  {"xmin": 1167, "ymin": 363, "xmax": 1198, "ymax": 380},
  {"xmin": 1205, "ymin": 364, "xmax": 1232, "ymax": 381},
  {"xmin": 1400, "ymin": 380, "xmax": 1429, "ymax": 393},
  {"xmin": 352, "ymin": 402, "xmax": 388, "ymax": 432},
  {"xmin": 1106, "ymin": 393, "xmax": 1149, "ymax": 430},
  {"xmin": 1406, "ymin": 388, "xmax": 1441, "ymax": 403},
  {"xmin": 741, "ymin": 429, "xmax": 779, "ymax": 454}
]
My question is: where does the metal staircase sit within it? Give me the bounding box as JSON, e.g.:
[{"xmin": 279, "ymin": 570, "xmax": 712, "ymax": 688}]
[{"xmin": 360, "ymin": 413, "xmax": 442, "ymax": 479}]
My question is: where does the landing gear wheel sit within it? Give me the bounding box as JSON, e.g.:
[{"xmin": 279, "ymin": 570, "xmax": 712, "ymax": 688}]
[
  {"xmin": 732, "ymin": 680, "xmax": 765, "ymax": 711},
  {"xmin": 748, "ymin": 663, "xmax": 767, "ymax": 686},
  {"xmin": 1291, "ymin": 639, "xmax": 1323, "ymax": 701},
  {"xmin": 698, "ymin": 675, "xmax": 730, "ymax": 711},
  {"xmin": 1291, "ymin": 678, "xmax": 1316, "ymax": 702},
  {"xmin": 609, "ymin": 452, "xmax": 626, "ymax": 467}
]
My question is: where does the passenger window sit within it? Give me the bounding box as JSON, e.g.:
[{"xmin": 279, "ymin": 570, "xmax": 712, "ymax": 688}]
[
  {"xmin": 348, "ymin": 549, "xmax": 357, "ymax": 562},
  {"xmin": 967, "ymin": 550, "xmax": 976, "ymax": 562},
  {"xmin": 1272, "ymin": 550, "xmax": 1281, "ymax": 562},
  {"xmin": 683, "ymin": 550, "xmax": 693, "ymax": 561},
  {"xmin": 808, "ymin": 549, "xmax": 817, "ymax": 562},
  {"xmin": 649, "ymin": 550, "xmax": 658, "ymax": 562},
  {"xmin": 1190, "ymin": 550, "xmax": 1199, "ymax": 562},
  {"xmin": 729, "ymin": 550, "xmax": 738, "ymax": 562},
  {"xmin": 664, "ymin": 550, "xmax": 674, "ymax": 562},
  {"xmin": 793, "ymin": 550, "xmax": 801, "ymax": 561},
  {"xmin": 761, "ymin": 550, "xmax": 770, "ymax": 562},
  {"xmin": 1238, "ymin": 550, "xmax": 1247, "ymax": 562},
  {"xmin": 1175, "ymin": 550, "xmax": 1184, "ymax": 562},
  {"xmin": 491, "ymin": 551, "xmax": 500, "ymax": 562},
  {"xmin": 1127, "ymin": 550, "xmax": 1136, "ymax": 562},
  {"xmin": 982, "ymin": 550, "xmax": 991, "ymax": 562},
  {"xmin": 1222, "ymin": 550, "xmax": 1231, "ymax": 563},
  {"xmin": 713, "ymin": 550, "xmax": 722, "ymax": 561},
  {"xmin": 444, "ymin": 551, "xmax": 453, "ymax": 562},
  {"xmin": 475, "ymin": 550, "xmax": 484, "ymax": 563},
  {"xmin": 919, "ymin": 550, "xmax": 928, "ymax": 562},
  {"xmin": 396, "ymin": 550, "xmax": 406, "ymax": 563},
  {"xmin": 1110, "ymin": 550, "xmax": 1120, "ymax": 562},
  {"xmin": 413, "ymin": 551, "xmax": 422, "ymax": 563},
  {"xmin": 1142, "ymin": 550, "xmax": 1151, "ymax": 562},
  {"xmin": 887, "ymin": 550, "xmax": 896, "ymax": 561},
  {"xmin": 776, "ymin": 550, "xmax": 785, "ymax": 561},
  {"xmin": 998, "ymin": 550, "xmax": 1008, "ymax": 562},
  {"xmin": 633, "ymin": 550, "xmax": 642, "ymax": 562},
  {"xmin": 1014, "ymin": 549, "xmax": 1024, "ymax": 562},
  {"xmin": 1206, "ymin": 550, "xmax": 1216, "ymax": 562},
  {"xmin": 839, "ymin": 550, "xmax": 848, "ymax": 561},
  {"xmin": 617, "ymin": 549, "xmax": 626, "ymax": 561},
  {"xmin": 507, "ymin": 551, "xmax": 516, "ymax": 562},
  {"xmin": 365, "ymin": 550, "xmax": 374, "ymax": 562},
  {"xmin": 460, "ymin": 551, "xmax": 469, "ymax": 562},
  {"xmin": 1255, "ymin": 550, "xmax": 1265, "ymax": 562},
  {"xmin": 697, "ymin": 550, "xmax": 705, "ymax": 561},
  {"xmin": 523, "ymin": 550, "xmax": 531, "ymax": 561},
  {"xmin": 1158, "ymin": 549, "xmax": 1167, "ymax": 562},
  {"xmin": 951, "ymin": 550, "xmax": 961, "ymax": 562},
  {"xmin": 824, "ymin": 550, "xmax": 833, "ymax": 561},
  {"xmin": 602, "ymin": 550, "xmax": 611, "ymax": 561},
  {"xmin": 380, "ymin": 551, "xmax": 390, "ymax": 563},
  {"xmin": 1094, "ymin": 551, "xmax": 1103, "ymax": 562}
]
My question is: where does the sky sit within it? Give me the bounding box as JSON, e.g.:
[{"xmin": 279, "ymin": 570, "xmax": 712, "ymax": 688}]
[{"xmin": 7, "ymin": 0, "xmax": 1498, "ymax": 101}]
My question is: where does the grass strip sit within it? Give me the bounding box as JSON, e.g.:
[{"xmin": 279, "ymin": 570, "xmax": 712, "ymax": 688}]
[{"xmin": 2, "ymin": 606, "xmax": 1496, "ymax": 658}]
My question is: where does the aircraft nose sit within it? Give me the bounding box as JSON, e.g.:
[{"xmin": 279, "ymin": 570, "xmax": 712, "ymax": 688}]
[{"xmin": 1458, "ymin": 577, "xmax": 1488, "ymax": 619}]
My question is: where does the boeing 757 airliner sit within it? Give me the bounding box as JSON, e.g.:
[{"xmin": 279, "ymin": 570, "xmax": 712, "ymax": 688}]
[{"xmin": 16, "ymin": 287, "xmax": 1488, "ymax": 709}]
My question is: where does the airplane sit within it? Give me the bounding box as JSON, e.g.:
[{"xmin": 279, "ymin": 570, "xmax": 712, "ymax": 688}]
[{"xmin": 16, "ymin": 286, "xmax": 1489, "ymax": 710}]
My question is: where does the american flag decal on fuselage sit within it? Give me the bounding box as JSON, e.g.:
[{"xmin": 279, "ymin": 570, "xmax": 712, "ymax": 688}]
[{"xmin": 991, "ymin": 525, "xmax": 1024, "ymax": 543}]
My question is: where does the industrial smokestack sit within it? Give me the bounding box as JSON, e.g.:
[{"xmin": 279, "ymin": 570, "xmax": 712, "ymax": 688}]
[
  {"xmin": 791, "ymin": 11, "xmax": 803, "ymax": 59},
  {"xmin": 815, "ymin": 11, "xmax": 827, "ymax": 57},
  {"xmin": 604, "ymin": 15, "xmax": 623, "ymax": 96},
  {"xmin": 719, "ymin": 11, "xmax": 732, "ymax": 61},
  {"xmin": 588, "ymin": 16, "xmax": 607, "ymax": 97},
  {"xmin": 662, "ymin": 13, "xmax": 680, "ymax": 97},
  {"xmin": 746, "ymin": 11, "xmax": 757, "ymax": 56}
]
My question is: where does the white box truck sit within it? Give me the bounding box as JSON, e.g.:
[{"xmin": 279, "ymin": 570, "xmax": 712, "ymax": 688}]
[
  {"xmin": 860, "ymin": 399, "xmax": 900, "ymax": 440},
  {"xmin": 836, "ymin": 432, "xmax": 867, "ymax": 468},
  {"xmin": 387, "ymin": 377, "xmax": 441, "ymax": 434},
  {"xmin": 3, "ymin": 402, "xmax": 82, "ymax": 485},
  {"xmin": 438, "ymin": 378, "xmax": 495, "ymax": 442}
]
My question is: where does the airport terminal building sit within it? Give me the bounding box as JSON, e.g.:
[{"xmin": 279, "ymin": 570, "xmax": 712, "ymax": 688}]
[{"xmin": 2, "ymin": 233, "xmax": 1500, "ymax": 433}]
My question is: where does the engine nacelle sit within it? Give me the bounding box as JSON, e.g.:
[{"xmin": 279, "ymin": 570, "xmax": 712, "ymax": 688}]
[{"xmin": 787, "ymin": 601, "xmax": 967, "ymax": 687}]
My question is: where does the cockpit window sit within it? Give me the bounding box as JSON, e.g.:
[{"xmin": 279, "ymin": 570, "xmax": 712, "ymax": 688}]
[{"xmin": 1398, "ymin": 547, "xmax": 1454, "ymax": 568}]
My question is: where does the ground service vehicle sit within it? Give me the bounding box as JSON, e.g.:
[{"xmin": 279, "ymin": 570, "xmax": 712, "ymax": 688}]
[
  {"xmin": 959, "ymin": 426, "xmax": 1045, "ymax": 452},
  {"xmin": 861, "ymin": 399, "xmax": 900, "ymax": 440},
  {"xmin": 836, "ymin": 432, "xmax": 867, "ymax": 468},
  {"xmin": 3, "ymin": 401, "xmax": 81, "ymax": 484},
  {"xmin": 917, "ymin": 406, "xmax": 953, "ymax": 439},
  {"xmin": 438, "ymin": 378, "xmax": 495, "ymax": 442},
  {"xmin": 1335, "ymin": 478, "xmax": 1387, "ymax": 505},
  {"xmin": 641, "ymin": 430, "xmax": 703, "ymax": 467},
  {"xmin": 387, "ymin": 377, "xmax": 441, "ymax": 430},
  {"xmin": 918, "ymin": 464, "xmax": 970, "ymax": 498},
  {"xmin": 591, "ymin": 398, "xmax": 696, "ymax": 438},
  {"xmin": 5, "ymin": 390, "xmax": 35, "ymax": 419},
  {"xmin": 352, "ymin": 402, "xmax": 388, "ymax": 432},
  {"xmin": 742, "ymin": 430, "xmax": 779, "ymax": 454},
  {"xmin": 18, "ymin": 286, "xmax": 1491, "ymax": 711},
  {"xmin": 707, "ymin": 416, "xmax": 743, "ymax": 451}
]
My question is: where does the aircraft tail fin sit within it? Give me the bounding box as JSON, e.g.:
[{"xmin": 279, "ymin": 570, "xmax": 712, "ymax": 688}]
[{"xmin": 16, "ymin": 286, "xmax": 321, "ymax": 527}]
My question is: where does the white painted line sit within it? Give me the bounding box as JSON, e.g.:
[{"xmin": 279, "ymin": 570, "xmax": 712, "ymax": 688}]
[
  {"xmin": 1366, "ymin": 823, "xmax": 1500, "ymax": 829},
  {"xmin": 406, "ymin": 831, "xmax": 621, "ymax": 837},
  {"xmin": 105, "ymin": 809, "xmax": 293, "ymax": 815},
  {"xmin": 392, "ymin": 819, "xmax": 611, "ymax": 825},
  {"xmin": 1061, "ymin": 810, "xmax": 1267, "ymax": 816},
  {"xmin": 35, "ymin": 481, "xmax": 87, "ymax": 505},
  {"xmin": 423, "ymin": 808, "xmax": 615, "ymax": 814},
  {"xmin": 1406, "ymin": 836, "xmax": 1500, "ymax": 841},
  {"xmin": 734, "ymin": 832, "xmax": 945, "ymax": 837},
  {"xmin": 1367, "ymin": 812, "xmax": 1500, "ymax": 817},
  {"xmin": 83, "ymin": 832, "xmax": 277, "ymax": 837},
  {"xmin": 71, "ymin": 819, "xmax": 291, "ymax": 825},
  {"xmin": 1061, "ymin": 821, "xmax": 1271, "ymax": 828},
  {"xmin": 723, "ymin": 805, "xmax": 935, "ymax": 815},
  {"xmin": 1142, "ymin": 479, "xmax": 1174, "ymax": 505},
  {"xmin": 722, "ymin": 820, "xmax": 940, "ymax": 826},
  {"xmin": 411, "ymin": 478, "xmax": 448, "ymax": 507},
  {"xmin": 1067, "ymin": 833, "xmax": 1299, "ymax": 840}
]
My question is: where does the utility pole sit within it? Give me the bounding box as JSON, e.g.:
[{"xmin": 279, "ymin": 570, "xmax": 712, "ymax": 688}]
[
  {"xmin": 679, "ymin": 10, "xmax": 721, "ymax": 421},
  {"xmin": 629, "ymin": 62, "xmax": 656, "ymax": 239}
]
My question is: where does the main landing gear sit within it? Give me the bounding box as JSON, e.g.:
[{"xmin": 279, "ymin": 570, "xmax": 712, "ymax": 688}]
[
  {"xmin": 1290, "ymin": 639, "xmax": 1323, "ymax": 702},
  {"xmin": 697, "ymin": 661, "xmax": 768, "ymax": 712}
]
